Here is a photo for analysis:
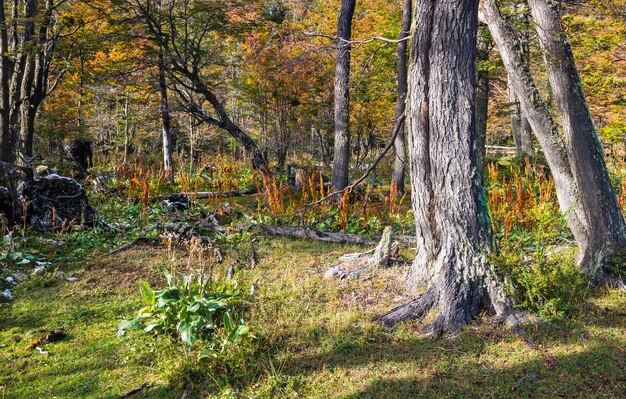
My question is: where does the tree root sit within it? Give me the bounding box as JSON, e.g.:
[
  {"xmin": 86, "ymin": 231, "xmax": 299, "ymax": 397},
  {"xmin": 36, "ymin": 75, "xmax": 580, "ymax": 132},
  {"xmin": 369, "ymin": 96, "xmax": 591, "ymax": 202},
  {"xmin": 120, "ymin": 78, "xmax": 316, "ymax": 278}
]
[
  {"xmin": 372, "ymin": 284, "xmax": 534, "ymax": 336},
  {"xmin": 371, "ymin": 285, "xmax": 439, "ymax": 327}
]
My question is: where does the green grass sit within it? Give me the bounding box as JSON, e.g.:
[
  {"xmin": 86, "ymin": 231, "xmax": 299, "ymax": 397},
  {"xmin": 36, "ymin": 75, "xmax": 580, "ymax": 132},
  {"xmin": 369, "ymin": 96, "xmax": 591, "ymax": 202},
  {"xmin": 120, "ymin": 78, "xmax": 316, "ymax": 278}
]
[{"xmin": 1, "ymin": 237, "xmax": 625, "ymax": 398}]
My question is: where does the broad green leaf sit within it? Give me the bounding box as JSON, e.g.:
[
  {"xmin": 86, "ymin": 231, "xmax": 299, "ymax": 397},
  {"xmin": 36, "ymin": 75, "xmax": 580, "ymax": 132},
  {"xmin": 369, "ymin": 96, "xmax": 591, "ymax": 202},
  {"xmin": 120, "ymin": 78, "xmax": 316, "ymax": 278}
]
[
  {"xmin": 117, "ymin": 317, "xmax": 142, "ymax": 338},
  {"xmin": 139, "ymin": 281, "xmax": 155, "ymax": 305}
]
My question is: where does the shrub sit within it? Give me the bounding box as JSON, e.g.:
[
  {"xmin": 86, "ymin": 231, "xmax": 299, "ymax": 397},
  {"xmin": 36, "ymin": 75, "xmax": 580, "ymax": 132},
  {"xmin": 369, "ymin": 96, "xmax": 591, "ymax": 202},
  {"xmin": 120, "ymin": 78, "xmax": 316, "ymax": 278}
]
[{"xmin": 492, "ymin": 248, "xmax": 589, "ymax": 320}]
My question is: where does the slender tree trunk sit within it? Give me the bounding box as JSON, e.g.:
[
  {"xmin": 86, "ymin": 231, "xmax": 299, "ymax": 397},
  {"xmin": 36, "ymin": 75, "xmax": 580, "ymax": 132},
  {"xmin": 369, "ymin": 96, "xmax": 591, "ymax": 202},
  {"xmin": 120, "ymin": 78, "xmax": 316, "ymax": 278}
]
[
  {"xmin": 156, "ymin": 0, "xmax": 174, "ymax": 178},
  {"xmin": 331, "ymin": 0, "xmax": 356, "ymax": 192},
  {"xmin": 508, "ymin": 78, "xmax": 522, "ymax": 152},
  {"xmin": 19, "ymin": 53, "xmax": 36, "ymax": 161},
  {"xmin": 188, "ymin": 113, "xmax": 194, "ymax": 171},
  {"xmin": 505, "ymin": 6, "xmax": 533, "ymax": 155},
  {"xmin": 158, "ymin": 53, "xmax": 174, "ymax": 177},
  {"xmin": 476, "ymin": 23, "xmax": 490, "ymax": 169},
  {"xmin": 483, "ymin": 0, "xmax": 626, "ymax": 282},
  {"xmin": 391, "ymin": 0, "xmax": 411, "ymax": 195},
  {"xmin": 376, "ymin": 0, "xmax": 521, "ymax": 335},
  {"xmin": 528, "ymin": 0, "xmax": 626, "ymax": 277},
  {"xmin": 508, "ymin": 83, "xmax": 532, "ymax": 154},
  {"xmin": 0, "ymin": 0, "xmax": 12, "ymax": 163}
]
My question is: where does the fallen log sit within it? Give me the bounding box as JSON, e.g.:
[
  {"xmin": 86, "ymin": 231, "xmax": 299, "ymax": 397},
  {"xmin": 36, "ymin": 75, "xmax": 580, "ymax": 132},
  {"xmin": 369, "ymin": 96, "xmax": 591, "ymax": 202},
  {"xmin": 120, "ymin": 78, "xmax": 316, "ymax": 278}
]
[
  {"xmin": 136, "ymin": 188, "xmax": 258, "ymax": 203},
  {"xmin": 485, "ymin": 145, "xmax": 517, "ymax": 155},
  {"xmin": 169, "ymin": 217, "xmax": 417, "ymax": 246},
  {"xmin": 253, "ymin": 225, "xmax": 375, "ymax": 245}
]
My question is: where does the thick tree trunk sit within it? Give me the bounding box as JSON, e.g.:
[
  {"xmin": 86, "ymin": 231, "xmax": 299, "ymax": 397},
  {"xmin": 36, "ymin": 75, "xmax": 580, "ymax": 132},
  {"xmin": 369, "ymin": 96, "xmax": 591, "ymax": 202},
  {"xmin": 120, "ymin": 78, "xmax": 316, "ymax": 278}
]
[
  {"xmin": 528, "ymin": 0, "xmax": 626, "ymax": 278},
  {"xmin": 483, "ymin": 0, "xmax": 626, "ymax": 282},
  {"xmin": 476, "ymin": 23, "xmax": 490, "ymax": 168},
  {"xmin": 391, "ymin": 0, "xmax": 411, "ymax": 196},
  {"xmin": 331, "ymin": 0, "xmax": 356, "ymax": 192},
  {"xmin": 377, "ymin": 0, "xmax": 521, "ymax": 335}
]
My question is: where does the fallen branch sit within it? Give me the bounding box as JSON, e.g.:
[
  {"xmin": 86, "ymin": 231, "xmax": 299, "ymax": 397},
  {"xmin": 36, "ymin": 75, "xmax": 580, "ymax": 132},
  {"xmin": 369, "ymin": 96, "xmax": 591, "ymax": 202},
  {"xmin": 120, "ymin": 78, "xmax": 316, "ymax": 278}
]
[{"xmin": 120, "ymin": 382, "xmax": 151, "ymax": 398}]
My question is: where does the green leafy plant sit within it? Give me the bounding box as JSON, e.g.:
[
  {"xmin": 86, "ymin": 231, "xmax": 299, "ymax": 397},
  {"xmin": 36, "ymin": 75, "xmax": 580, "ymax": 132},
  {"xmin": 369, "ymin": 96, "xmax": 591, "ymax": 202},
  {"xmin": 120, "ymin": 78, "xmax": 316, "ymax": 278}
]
[
  {"xmin": 0, "ymin": 234, "xmax": 37, "ymax": 268},
  {"xmin": 118, "ymin": 276, "xmax": 250, "ymax": 357},
  {"xmin": 493, "ymin": 247, "xmax": 589, "ymax": 320}
]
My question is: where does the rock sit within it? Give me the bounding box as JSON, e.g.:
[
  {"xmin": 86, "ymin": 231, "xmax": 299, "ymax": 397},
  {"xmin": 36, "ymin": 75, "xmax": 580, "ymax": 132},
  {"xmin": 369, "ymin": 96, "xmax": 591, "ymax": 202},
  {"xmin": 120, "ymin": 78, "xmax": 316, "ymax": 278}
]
[{"xmin": 32, "ymin": 267, "xmax": 46, "ymax": 277}]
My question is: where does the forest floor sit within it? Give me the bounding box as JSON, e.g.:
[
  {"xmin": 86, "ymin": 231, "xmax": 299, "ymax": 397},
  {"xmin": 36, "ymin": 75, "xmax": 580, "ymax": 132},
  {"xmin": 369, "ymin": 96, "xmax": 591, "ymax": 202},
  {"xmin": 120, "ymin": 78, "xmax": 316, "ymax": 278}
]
[{"xmin": 1, "ymin": 233, "xmax": 625, "ymax": 398}]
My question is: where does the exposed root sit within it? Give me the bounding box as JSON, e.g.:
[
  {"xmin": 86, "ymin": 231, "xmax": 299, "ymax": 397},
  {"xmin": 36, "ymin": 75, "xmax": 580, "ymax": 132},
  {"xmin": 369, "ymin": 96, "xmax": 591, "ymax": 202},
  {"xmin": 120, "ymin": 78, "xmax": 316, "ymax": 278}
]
[
  {"xmin": 605, "ymin": 275, "xmax": 626, "ymax": 291},
  {"xmin": 372, "ymin": 273, "xmax": 536, "ymax": 336},
  {"xmin": 371, "ymin": 285, "xmax": 438, "ymax": 327}
]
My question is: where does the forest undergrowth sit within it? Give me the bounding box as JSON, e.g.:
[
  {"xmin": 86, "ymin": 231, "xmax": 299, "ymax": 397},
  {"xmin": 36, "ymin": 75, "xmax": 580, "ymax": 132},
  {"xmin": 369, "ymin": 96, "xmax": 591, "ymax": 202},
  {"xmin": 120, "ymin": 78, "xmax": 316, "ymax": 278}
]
[{"xmin": 0, "ymin": 154, "xmax": 625, "ymax": 398}]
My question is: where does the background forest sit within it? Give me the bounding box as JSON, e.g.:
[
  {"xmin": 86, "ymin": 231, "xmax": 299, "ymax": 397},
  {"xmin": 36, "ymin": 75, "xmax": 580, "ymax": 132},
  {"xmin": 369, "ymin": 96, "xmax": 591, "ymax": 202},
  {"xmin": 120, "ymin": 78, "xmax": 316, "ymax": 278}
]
[{"xmin": 0, "ymin": 0, "xmax": 625, "ymax": 398}]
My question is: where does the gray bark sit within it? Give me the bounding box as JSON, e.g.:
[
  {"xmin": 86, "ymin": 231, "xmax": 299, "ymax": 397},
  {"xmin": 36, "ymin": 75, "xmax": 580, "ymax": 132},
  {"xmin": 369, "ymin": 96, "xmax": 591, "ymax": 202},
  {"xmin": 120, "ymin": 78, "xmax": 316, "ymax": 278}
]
[
  {"xmin": 482, "ymin": 0, "xmax": 626, "ymax": 282},
  {"xmin": 508, "ymin": 80, "xmax": 532, "ymax": 154},
  {"xmin": 331, "ymin": 0, "xmax": 356, "ymax": 192},
  {"xmin": 506, "ymin": 6, "xmax": 533, "ymax": 154},
  {"xmin": 156, "ymin": 0, "xmax": 174, "ymax": 178},
  {"xmin": 0, "ymin": 0, "xmax": 11, "ymax": 163},
  {"xmin": 0, "ymin": 0, "xmax": 59, "ymax": 163},
  {"xmin": 528, "ymin": 0, "xmax": 626, "ymax": 278},
  {"xmin": 377, "ymin": 0, "xmax": 520, "ymax": 335},
  {"xmin": 391, "ymin": 0, "xmax": 411, "ymax": 195},
  {"xmin": 476, "ymin": 23, "xmax": 490, "ymax": 168}
]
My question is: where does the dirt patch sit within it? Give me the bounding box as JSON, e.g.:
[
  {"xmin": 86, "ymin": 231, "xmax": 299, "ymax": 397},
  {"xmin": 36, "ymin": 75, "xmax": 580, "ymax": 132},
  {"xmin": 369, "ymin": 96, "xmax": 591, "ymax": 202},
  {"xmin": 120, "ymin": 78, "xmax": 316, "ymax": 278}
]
[{"xmin": 81, "ymin": 247, "xmax": 165, "ymax": 291}]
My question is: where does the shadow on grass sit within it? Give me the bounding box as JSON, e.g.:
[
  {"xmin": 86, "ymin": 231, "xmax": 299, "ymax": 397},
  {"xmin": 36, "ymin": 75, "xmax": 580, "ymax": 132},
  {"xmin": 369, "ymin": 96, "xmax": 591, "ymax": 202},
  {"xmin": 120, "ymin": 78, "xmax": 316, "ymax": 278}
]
[{"xmin": 255, "ymin": 298, "xmax": 626, "ymax": 399}]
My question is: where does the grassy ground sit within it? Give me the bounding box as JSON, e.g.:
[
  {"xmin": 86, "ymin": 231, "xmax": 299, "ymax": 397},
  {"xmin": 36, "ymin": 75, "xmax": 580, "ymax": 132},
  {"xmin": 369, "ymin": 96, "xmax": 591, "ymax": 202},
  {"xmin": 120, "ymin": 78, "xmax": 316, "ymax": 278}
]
[{"xmin": 1, "ymin": 235, "xmax": 624, "ymax": 398}]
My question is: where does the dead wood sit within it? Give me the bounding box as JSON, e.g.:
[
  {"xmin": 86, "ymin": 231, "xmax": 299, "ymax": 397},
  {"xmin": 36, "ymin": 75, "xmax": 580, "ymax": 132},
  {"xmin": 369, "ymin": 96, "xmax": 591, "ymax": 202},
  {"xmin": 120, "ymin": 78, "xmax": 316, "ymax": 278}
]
[
  {"xmin": 325, "ymin": 226, "xmax": 401, "ymax": 280},
  {"xmin": 1, "ymin": 162, "xmax": 97, "ymax": 231},
  {"xmin": 254, "ymin": 225, "xmax": 375, "ymax": 245},
  {"xmin": 120, "ymin": 383, "xmax": 151, "ymax": 398},
  {"xmin": 136, "ymin": 187, "xmax": 258, "ymax": 203}
]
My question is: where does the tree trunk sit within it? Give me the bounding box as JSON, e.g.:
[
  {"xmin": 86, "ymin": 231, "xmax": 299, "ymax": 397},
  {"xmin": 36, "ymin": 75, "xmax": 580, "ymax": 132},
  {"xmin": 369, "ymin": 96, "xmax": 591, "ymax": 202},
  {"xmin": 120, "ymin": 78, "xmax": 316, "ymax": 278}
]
[
  {"xmin": 156, "ymin": 0, "xmax": 174, "ymax": 178},
  {"xmin": 331, "ymin": 0, "xmax": 356, "ymax": 192},
  {"xmin": 508, "ymin": 82, "xmax": 532, "ymax": 154},
  {"xmin": 476, "ymin": 23, "xmax": 490, "ymax": 169},
  {"xmin": 528, "ymin": 0, "xmax": 626, "ymax": 278},
  {"xmin": 391, "ymin": 0, "xmax": 411, "ymax": 196},
  {"xmin": 0, "ymin": 0, "xmax": 11, "ymax": 163},
  {"xmin": 482, "ymin": 0, "xmax": 626, "ymax": 283},
  {"xmin": 376, "ymin": 0, "xmax": 521, "ymax": 335},
  {"xmin": 505, "ymin": 5, "xmax": 533, "ymax": 155}
]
